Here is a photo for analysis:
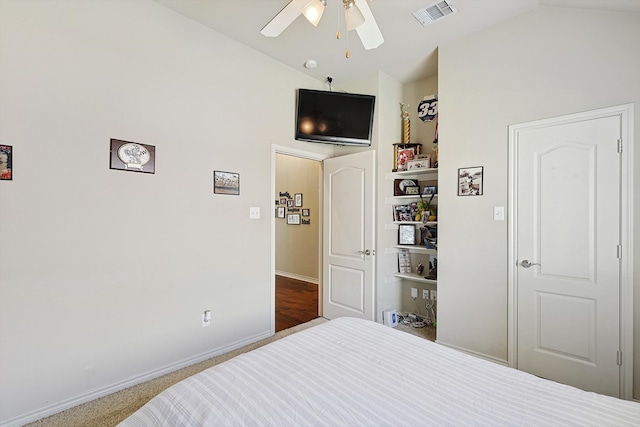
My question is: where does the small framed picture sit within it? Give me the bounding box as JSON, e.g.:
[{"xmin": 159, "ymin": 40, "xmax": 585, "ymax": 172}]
[
  {"xmin": 280, "ymin": 197, "xmax": 287, "ymax": 205},
  {"xmin": 302, "ymin": 209, "xmax": 310, "ymax": 216},
  {"xmin": 287, "ymin": 199, "xmax": 294, "ymax": 207},
  {"xmin": 287, "ymin": 213, "xmax": 301, "ymax": 225},
  {"xmin": 422, "ymin": 185, "xmax": 438, "ymax": 195},
  {"xmin": 398, "ymin": 248, "xmax": 411, "ymax": 273},
  {"xmin": 294, "ymin": 193, "xmax": 303, "ymax": 207},
  {"xmin": 110, "ymin": 139, "xmax": 155, "ymax": 174},
  {"xmin": 276, "ymin": 206, "xmax": 285, "ymax": 218},
  {"xmin": 214, "ymin": 170, "xmax": 240, "ymax": 195},
  {"xmin": 398, "ymin": 224, "xmax": 416, "ymax": 245},
  {"xmin": 404, "ymin": 185, "xmax": 420, "ymax": 195},
  {"xmin": 458, "ymin": 166, "xmax": 483, "ymax": 196},
  {"xmin": 394, "ymin": 178, "xmax": 419, "ymax": 196},
  {"xmin": 407, "ymin": 158, "xmax": 430, "ymax": 170},
  {"xmin": 0, "ymin": 145, "xmax": 13, "ymax": 180}
]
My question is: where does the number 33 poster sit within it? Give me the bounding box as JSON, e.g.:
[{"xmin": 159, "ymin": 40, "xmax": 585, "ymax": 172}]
[{"xmin": 417, "ymin": 95, "xmax": 438, "ymax": 122}]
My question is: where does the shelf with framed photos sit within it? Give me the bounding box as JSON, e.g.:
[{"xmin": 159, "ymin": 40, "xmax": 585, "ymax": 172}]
[{"xmin": 386, "ymin": 163, "xmax": 438, "ymax": 287}]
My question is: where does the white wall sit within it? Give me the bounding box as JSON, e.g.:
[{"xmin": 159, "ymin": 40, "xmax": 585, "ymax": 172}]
[
  {"xmin": 437, "ymin": 5, "xmax": 639, "ymax": 397},
  {"xmin": 0, "ymin": 0, "xmax": 331, "ymax": 423}
]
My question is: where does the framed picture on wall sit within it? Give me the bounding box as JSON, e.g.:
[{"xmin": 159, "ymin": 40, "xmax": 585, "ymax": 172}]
[
  {"xmin": 276, "ymin": 206, "xmax": 285, "ymax": 218},
  {"xmin": 302, "ymin": 209, "xmax": 310, "ymax": 216},
  {"xmin": 110, "ymin": 139, "xmax": 155, "ymax": 174},
  {"xmin": 458, "ymin": 166, "xmax": 483, "ymax": 196},
  {"xmin": 294, "ymin": 193, "xmax": 303, "ymax": 207},
  {"xmin": 0, "ymin": 145, "xmax": 12, "ymax": 180},
  {"xmin": 287, "ymin": 213, "xmax": 301, "ymax": 225},
  {"xmin": 213, "ymin": 171, "xmax": 240, "ymax": 195}
]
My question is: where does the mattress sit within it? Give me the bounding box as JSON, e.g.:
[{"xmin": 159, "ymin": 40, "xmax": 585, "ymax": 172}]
[{"xmin": 119, "ymin": 317, "xmax": 640, "ymax": 426}]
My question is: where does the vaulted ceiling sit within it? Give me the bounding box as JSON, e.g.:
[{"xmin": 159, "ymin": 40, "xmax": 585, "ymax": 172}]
[{"xmin": 153, "ymin": 0, "xmax": 640, "ymax": 85}]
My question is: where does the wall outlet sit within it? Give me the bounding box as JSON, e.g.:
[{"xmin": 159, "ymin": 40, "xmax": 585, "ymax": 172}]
[
  {"xmin": 422, "ymin": 289, "xmax": 430, "ymax": 300},
  {"xmin": 431, "ymin": 290, "xmax": 437, "ymax": 301},
  {"xmin": 202, "ymin": 310, "xmax": 211, "ymax": 327},
  {"xmin": 411, "ymin": 287, "xmax": 418, "ymax": 299}
]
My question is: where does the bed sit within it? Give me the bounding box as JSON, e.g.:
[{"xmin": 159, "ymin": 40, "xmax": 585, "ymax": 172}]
[{"xmin": 119, "ymin": 317, "xmax": 640, "ymax": 426}]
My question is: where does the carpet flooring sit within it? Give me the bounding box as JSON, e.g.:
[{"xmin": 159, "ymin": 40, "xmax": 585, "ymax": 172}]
[
  {"xmin": 25, "ymin": 317, "xmax": 434, "ymax": 426},
  {"xmin": 25, "ymin": 318, "xmax": 327, "ymax": 427}
]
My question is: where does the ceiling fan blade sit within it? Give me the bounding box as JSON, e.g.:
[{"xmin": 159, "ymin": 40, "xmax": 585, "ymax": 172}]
[
  {"xmin": 354, "ymin": 0, "xmax": 384, "ymax": 50},
  {"xmin": 261, "ymin": 0, "xmax": 311, "ymax": 37}
]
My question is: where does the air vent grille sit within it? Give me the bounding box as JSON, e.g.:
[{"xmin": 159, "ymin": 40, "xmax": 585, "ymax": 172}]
[{"xmin": 413, "ymin": 1, "xmax": 457, "ymax": 27}]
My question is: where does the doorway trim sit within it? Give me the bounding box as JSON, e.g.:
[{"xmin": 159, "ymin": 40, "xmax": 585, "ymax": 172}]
[
  {"xmin": 507, "ymin": 104, "xmax": 634, "ymax": 399},
  {"xmin": 271, "ymin": 144, "xmax": 330, "ymax": 334}
]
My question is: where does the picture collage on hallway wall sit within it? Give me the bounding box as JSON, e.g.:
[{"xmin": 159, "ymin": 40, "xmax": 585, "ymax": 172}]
[{"xmin": 276, "ymin": 191, "xmax": 310, "ymax": 225}]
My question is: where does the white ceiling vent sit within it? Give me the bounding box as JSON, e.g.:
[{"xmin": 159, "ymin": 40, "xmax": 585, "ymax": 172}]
[{"xmin": 413, "ymin": 1, "xmax": 457, "ymax": 27}]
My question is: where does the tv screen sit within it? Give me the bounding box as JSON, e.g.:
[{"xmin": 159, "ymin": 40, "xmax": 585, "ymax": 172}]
[{"xmin": 295, "ymin": 89, "xmax": 375, "ymax": 146}]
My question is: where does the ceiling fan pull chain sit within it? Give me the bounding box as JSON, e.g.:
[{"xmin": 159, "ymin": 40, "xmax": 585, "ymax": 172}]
[
  {"xmin": 336, "ymin": 0, "xmax": 341, "ymax": 40},
  {"xmin": 345, "ymin": 25, "xmax": 350, "ymax": 58}
]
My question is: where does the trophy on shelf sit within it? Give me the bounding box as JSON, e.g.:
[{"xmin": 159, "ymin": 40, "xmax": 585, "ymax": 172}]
[{"xmin": 393, "ymin": 103, "xmax": 421, "ymax": 172}]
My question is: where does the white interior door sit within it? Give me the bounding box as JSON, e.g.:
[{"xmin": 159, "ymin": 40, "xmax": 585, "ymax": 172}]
[
  {"xmin": 323, "ymin": 150, "xmax": 375, "ymax": 320},
  {"xmin": 512, "ymin": 111, "xmax": 622, "ymax": 397}
]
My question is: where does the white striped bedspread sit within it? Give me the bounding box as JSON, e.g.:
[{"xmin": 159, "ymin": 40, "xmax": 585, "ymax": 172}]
[{"xmin": 119, "ymin": 317, "xmax": 640, "ymax": 427}]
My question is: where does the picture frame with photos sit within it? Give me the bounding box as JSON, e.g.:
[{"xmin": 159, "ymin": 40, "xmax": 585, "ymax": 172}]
[
  {"xmin": 458, "ymin": 166, "xmax": 483, "ymax": 196},
  {"xmin": 213, "ymin": 170, "xmax": 240, "ymax": 195},
  {"xmin": 287, "ymin": 213, "xmax": 301, "ymax": 225},
  {"xmin": 110, "ymin": 139, "xmax": 156, "ymax": 174},
  {"xmin": 0, "ymin": 145, "xmax": 12, "ymax": 181},
  {"xmin": 398, "ymin": 224, "xmax": 416, "ymax": 245}
]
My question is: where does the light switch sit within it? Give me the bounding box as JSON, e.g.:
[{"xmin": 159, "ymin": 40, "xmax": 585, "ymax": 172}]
[
  {"xmin": 493, "ymin": 206, "xmax": 504, "ymax": 221},
  {"xmin": 249, "ymin": 207, "xmax": 260, "ymax": 219}
]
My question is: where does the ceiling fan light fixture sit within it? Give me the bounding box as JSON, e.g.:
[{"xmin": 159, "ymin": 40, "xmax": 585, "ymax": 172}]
[
  {"xmin": 302, "ymin": 0, "xmax": 327, "ymax": 27},
  {"xmin": 343, "ymin": 0, "xmax": 365, "ymax": 31}
]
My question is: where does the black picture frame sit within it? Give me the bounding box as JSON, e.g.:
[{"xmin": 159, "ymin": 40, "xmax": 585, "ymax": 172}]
[
  {"xmin": 287, "ymin": 213, "xmax": 301, "ymax": 225},
  {"xmin": 394, "ymin": 178, "xmax": 419, "ymax": 196},
  {"xmin": 276, "ymin": 206, "xmax": 285, "ymax": 218},
  {"xmin": 398, "ymin": 224, "xmax": 416, "ymax": 245},
  {"xmin": 213, "ymin": 170, "xmax": 240, "ymax": 195},
  {"xmin": 422, "ymin": 185, "xmax": 438, "ymax": 195},
  {"xmin": 0, "ymin": 145, "xmax": 12, "ymax": 181},
  {"xmin": 302, "ymin": 209, "xmax": 310, "ymax": 216},
  {"xmin": 110, "ymin": 139, "xmax": 155, "ymax": 174},
  {"xmin": 458, "ymin": 166, "xmax": 483, "ymax": 196},
  {"xmin": 294, "ymin": 193, "xmax": 303, "ymax": 207}
]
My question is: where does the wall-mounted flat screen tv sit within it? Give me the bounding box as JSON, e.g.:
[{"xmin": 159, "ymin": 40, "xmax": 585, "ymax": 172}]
[{"xmin": 295, "ymin": 89, "xmax": 375, "ymax": 146}]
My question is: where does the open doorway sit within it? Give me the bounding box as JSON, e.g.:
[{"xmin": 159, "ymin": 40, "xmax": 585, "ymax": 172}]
[{"xmin": 272, "ymin": 147, "xmax": 326, "ymax": 332}]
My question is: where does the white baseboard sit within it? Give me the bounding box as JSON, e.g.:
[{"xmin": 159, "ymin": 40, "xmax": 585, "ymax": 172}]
[
  {"xmin": 275, "ymin": 270, "xmax": 318, "ymax": 285},
  {"xmin": 435, "ymin": 339, "xmax": 509, "ymax": 366},
  {"xmin": 0, "ymin": 330, "xmax": 273, "ymax": 427}
]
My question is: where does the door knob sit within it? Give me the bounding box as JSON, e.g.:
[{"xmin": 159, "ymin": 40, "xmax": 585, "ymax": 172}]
[
  {"xmin": 358, "ymin": 249, "xmax": 371, "ymax": 256},
  {"xmin": 520, "ymin": 260, "xmax": 540, "ymax": 268}
]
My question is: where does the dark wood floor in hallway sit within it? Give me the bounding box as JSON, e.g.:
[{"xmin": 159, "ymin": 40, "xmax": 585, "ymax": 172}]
[{"xmin": 275, "ymin": 275, "xmax": 319, "ymax": 332}]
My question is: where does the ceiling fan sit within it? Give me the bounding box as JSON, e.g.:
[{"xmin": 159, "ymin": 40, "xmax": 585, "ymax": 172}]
[{"xmin": 261, "ymin": 0, "xmax": 384, "ymax": 51}]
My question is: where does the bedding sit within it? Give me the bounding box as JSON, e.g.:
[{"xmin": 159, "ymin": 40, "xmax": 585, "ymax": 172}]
[{"xmin": 119, "ymin": 317, "xmax": 640, "ymax": 426}]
